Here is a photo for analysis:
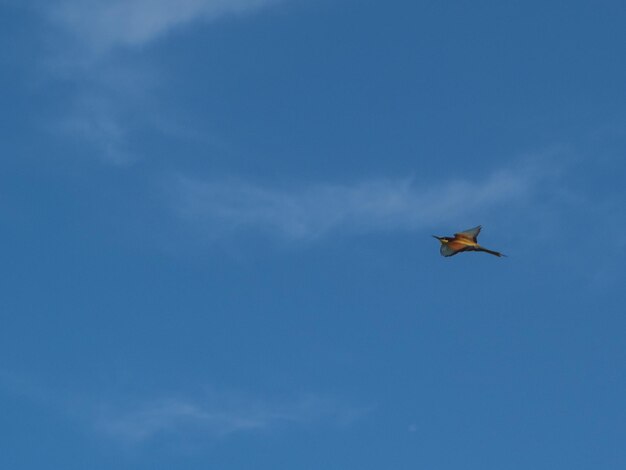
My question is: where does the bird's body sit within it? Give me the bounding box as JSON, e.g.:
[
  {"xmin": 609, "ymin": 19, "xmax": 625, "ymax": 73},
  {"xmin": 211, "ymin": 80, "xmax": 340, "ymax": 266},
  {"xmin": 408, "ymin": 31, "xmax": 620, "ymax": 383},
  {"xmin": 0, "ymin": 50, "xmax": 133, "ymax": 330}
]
[{"xmin": 433, "ymin": 226, "xmax": 504, "ymax": 257}]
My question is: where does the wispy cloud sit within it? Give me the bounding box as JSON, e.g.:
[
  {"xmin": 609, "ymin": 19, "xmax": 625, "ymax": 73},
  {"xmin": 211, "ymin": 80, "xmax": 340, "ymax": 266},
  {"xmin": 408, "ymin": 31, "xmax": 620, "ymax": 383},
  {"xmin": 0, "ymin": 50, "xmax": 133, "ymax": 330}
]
[
  {"xmin": 50, "ymin": 0, "xmax": 282, "ymax": 54},
  {"xmin": 27, "ymin": 0, "xmax": 283, "ymax": 163},
  {"xmin": 0, "ymin": 371, "xmax": 362, "ymax": 444},
  {"xmin": 172, "ymin": 165, "xmax": 539, "ymax": 240},
  {"xmin": 54, "ymin": 93, "xmax": 132, "ymax": 164},
  {"xmin": 45, "ymin": 59, "xmax": 159, "ymax": 164},
  {"xmin": 95, "ymin": 392, "xmax": 362, "ymax": 443}
]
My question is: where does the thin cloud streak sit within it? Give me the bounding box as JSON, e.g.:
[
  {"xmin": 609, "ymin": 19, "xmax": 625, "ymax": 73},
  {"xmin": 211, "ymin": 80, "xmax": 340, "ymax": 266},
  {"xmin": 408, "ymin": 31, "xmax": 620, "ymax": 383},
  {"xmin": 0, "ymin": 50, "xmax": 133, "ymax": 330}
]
[
  {"xmin": 51, "ymin": 0, "xmax": 282, "ymax": 53},
  {"xmin": 0, "ymin": 371, "xmax": 362, "ymax": 444},
  {"xmin": 55, "ymin": 94, "xmax": 133, "ymax": 164},
  {"xmin": 173, "ymin": 167, "xmax": 536, "ymax": 240},
  {"xmin": 29, "ymin": 0, "xmax": 284, "ymax": 163},
  {"xmin": 94, "ymin": 393, "xmax": 363, "ymax": 443}
]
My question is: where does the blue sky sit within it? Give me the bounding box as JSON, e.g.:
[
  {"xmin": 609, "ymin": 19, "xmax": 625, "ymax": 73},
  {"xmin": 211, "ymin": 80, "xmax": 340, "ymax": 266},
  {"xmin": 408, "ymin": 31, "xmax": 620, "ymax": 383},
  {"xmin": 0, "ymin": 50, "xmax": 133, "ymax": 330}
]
[{"xmin": 2, "ymin": 0, "xmax": 626, "ymax": 468}]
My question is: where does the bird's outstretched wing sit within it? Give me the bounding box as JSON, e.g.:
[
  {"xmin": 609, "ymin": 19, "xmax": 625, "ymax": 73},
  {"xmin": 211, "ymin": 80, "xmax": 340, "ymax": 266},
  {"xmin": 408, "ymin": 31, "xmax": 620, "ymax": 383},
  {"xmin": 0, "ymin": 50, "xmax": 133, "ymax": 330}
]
[
  {"xmin": 455, "ymin": 225, "xmax": 482, "ymax": 242},
  {"xmin": 440, "ymin": 242, "xmax": 467, "ymax": 257}
]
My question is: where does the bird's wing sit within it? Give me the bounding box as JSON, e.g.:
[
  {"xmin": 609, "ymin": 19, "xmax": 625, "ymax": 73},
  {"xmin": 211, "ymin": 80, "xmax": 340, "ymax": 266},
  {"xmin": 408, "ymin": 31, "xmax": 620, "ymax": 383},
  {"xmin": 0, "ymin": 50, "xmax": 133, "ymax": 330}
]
[
  {"xmin": 455, "ymin": 225, "xmax": 482, "ymax": 241},
  {"xmin": 440, "ymin": 244, "xmax": 457, "ymax": 256},
  {"xmin": 440, "ymin": 242, "xmax": 467, "ymax": 257}
]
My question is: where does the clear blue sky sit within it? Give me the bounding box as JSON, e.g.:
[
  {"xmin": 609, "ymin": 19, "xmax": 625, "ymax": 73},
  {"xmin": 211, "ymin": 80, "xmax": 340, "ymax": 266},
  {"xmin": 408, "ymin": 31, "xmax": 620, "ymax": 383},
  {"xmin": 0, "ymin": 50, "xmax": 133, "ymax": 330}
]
[{"xmin": 2, "ymin": 1, "xmax": 626, "ymax": 468}]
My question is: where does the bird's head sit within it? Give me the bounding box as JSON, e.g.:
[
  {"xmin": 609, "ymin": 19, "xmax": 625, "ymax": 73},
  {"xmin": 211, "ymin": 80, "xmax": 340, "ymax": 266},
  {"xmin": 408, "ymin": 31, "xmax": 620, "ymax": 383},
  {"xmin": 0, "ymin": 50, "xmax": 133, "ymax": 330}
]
[{"xmin": 432, "ymin": 235, "xmax": 450, "ymax": 244}]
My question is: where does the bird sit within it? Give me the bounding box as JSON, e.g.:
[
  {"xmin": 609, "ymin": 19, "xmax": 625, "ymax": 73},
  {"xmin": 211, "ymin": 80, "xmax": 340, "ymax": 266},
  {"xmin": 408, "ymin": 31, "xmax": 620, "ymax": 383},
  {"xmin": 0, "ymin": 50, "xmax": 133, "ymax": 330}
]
[{"xmin": 433, "ymin": 225, "xmax": 505, "ymax": 257}]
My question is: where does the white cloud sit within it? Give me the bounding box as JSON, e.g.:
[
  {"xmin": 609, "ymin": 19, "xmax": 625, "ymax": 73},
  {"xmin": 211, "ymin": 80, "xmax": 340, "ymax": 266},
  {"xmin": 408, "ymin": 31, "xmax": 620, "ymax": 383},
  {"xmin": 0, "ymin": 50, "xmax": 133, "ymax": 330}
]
[
  {"xmin": 42, "ymin": 60, "xmax": 158, "ymax": 163},
  {"xmin": 51, "ymin": 0, "xmax": 281, "ymax": 53},
  {"xmin": 29, "ymin": 0, "xmax": 283, "ymax": 163},
  {"xmin": 0, "ymin": 371, "xmax": 362, "ymax": 444},
  {"xmin": 55, "ymin": 94, "xmax": 133, "ymax": 164},
  {"xmin": 94, "ymin": 392, "xmax": 362, "ymax": 443},
  {"xmin": 173, "ymin": 166, "xmax": 536, "ymax": 240}
]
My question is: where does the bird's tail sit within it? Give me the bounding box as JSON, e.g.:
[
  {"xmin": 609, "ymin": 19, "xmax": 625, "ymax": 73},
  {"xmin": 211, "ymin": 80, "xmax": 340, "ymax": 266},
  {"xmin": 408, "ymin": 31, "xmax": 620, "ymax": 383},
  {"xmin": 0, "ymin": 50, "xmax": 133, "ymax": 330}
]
[{"xmin": 476, "ymin": 246, "xmax": 506, "ymax": 257}]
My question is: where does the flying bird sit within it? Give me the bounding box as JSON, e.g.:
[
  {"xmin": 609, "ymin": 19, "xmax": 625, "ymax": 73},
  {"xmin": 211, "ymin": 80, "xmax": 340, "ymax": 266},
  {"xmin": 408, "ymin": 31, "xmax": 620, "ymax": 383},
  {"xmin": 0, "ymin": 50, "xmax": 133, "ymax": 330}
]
[{"xmin": 433, "ymin": 225, "xmax": 505, "ymax": 257}]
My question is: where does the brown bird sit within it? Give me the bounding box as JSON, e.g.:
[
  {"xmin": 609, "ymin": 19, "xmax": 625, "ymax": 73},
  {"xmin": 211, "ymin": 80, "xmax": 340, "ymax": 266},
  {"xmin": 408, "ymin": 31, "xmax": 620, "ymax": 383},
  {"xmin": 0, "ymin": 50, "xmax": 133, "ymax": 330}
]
[{"xmin": 433, "ymin": 225, "xmax": 505, "ymax": 257}]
